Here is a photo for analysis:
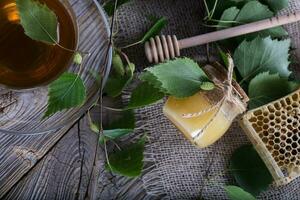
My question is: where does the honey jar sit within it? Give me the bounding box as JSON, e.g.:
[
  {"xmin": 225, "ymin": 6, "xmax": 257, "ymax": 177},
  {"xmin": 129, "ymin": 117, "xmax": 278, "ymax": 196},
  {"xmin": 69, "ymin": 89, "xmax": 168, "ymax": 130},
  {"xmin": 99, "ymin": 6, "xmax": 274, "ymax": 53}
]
[{"xmin": 164, "ymin": 63, "xmax": 249, "ymax": 148}]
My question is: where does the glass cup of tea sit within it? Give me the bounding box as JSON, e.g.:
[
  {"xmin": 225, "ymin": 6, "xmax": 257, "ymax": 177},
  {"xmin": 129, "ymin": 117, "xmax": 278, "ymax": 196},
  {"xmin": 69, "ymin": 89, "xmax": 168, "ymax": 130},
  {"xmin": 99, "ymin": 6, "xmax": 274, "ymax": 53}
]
[{"xmin": 0, "ymin": 0, "xmax": 112, "ymax": 134}]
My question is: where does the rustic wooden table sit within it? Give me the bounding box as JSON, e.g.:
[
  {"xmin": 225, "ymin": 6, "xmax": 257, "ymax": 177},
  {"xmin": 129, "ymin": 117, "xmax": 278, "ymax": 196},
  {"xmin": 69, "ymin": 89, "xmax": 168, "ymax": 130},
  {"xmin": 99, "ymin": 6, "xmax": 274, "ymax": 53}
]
[{"xmin": 0, "ymin": 106, "xmax": 151, "ymax": 200}]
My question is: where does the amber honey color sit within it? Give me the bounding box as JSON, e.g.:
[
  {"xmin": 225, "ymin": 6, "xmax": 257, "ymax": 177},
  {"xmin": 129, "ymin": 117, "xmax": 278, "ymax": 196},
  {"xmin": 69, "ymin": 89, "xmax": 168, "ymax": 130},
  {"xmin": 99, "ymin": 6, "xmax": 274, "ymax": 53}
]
[
  {"xmin": 0, "ymin": 0, "xmax": 77, "ymax": 88},
  {"xmin": 164, "ymin": 92, "xmax": 246, "ymax": 148}
]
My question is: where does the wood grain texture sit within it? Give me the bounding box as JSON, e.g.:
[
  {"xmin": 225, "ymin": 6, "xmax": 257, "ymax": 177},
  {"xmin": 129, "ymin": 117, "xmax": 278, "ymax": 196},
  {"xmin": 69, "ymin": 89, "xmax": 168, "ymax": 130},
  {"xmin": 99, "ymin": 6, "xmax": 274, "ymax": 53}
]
[
  {"xmin": 1, "ymin": 105, "xmax": 152, "ymax": 200},
  {"xmin": 3, "ymin": 117, "xmax": 98, "ymax": 200}
]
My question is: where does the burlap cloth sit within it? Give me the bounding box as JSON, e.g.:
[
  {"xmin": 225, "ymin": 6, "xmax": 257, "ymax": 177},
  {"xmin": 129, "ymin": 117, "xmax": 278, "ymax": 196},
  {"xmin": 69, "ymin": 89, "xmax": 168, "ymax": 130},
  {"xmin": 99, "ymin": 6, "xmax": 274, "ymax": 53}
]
[{"xmin": 100, "ymin": 0, "xmax": 300, "ymax": 199}]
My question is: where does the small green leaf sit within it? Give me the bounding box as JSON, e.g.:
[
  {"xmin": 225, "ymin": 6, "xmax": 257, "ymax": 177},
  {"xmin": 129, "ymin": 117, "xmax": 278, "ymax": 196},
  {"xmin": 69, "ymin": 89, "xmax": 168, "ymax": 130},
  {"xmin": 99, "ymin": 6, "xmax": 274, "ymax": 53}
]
[
  {"xmin": 90, "ymin": 122, "xmax": 100, "ymax": 133},
  {"xmin": 230, "ymin": 145, "xmax": 273, "ymax": 196},
  {"xmin": 103, "ymin": 0, "xmax": 130, "ymax": 16},
  {"xmin": 112, "ymin": 51, "xmax": 125, "ymax": 77},
  {"xmin": 16, "ymin": 0, "xmax": 58, "ymax": 44},
  {"xmin": 235, "ymin": 1, "xmax": 273, "ymax": 22},
  {"xmin": 225, "ymin": 186, "xmax": 256, "ymax": 200},
  {"xmin": 141, "ymin": 58, "xmax": 213, "ymax": 98},
  {"xmin": 200, "ymin": 82, "xmax": 215, "ymax": 91},
  {"xmin": 127, "ymin": 82, "xmax": 165, "ymax": 109},
  {"xmin": 45, "ymin": 73, "xmax": 86, "ymax": 117},
  {"xmin": 261, "ymin": 0, "xmax": 289, "ymax": 12},
  {"xmin": 104, "ymin": 62, "xmax": 134, "ymax": 97},
  {"xmin": 73, "ymin": 52, "xmax": 83, "ymax": 65},
  {"xmin": 141, "ymin": 17, "xmax": 168, "ymax": 43},
  {"xmin": 206, "ymin": 0, "xmax": 243, "ymax": 19},
  {"xmin": 234, "ymin": 37, "xmax": 291, "ymax": 83},
  {"xmin": 100, "ymin": 129, "xmax": 133, "ymax": 144},
  {"xmin": 249, "ymin": 72, "xmax": 299, "ymax": 109},
  {"xmin": 108, "ymin": 137, "xmax": 145, "ymax": 177},
  {"xmin": 218, "ymin": 1, "xmax": 287, "ymax": 39},
  {"xmin": 218, "ymin": 7, "xmax": 240, "ymax": 29},
  {"xmin": 105, "ymin": 110, "xmax": 135, "ymax": 130}
]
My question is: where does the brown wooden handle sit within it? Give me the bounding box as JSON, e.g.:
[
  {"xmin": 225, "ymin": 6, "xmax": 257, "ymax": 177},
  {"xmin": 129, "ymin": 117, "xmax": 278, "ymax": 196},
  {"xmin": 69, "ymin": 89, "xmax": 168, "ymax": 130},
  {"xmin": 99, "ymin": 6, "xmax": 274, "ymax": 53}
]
[{"xmin": 145, "ymin": 12, "xmax": 300, "ymax": 63}]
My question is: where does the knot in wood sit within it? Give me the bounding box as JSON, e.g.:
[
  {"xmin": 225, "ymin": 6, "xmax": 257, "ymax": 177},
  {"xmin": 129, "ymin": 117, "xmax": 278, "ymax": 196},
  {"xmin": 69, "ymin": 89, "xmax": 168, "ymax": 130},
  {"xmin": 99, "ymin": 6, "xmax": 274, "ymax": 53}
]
[{"xmin": 15, "ymin": 147, "xmax": 38, "ymax": 166}]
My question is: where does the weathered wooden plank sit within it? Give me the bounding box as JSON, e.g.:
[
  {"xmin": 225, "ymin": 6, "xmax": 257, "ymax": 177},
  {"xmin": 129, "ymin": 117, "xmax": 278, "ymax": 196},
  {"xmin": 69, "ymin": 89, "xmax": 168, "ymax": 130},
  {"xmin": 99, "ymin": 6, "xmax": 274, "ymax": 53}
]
[
  {"xmin": 0, "ymin": 126, "xmax": 71, "ymax": 197},
  {"xmin": 0, "ymin": 0, "xmax": 111, "ymax": 196},
  {"xmin": 2, "ymin": 116, "xmax": 98, "ymax": 200}
]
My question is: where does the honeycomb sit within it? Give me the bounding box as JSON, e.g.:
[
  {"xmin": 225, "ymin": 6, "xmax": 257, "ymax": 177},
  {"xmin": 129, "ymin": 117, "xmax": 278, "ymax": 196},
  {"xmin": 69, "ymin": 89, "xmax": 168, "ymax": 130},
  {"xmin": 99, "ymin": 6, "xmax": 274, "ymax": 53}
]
[{"xmin": 240, "ymin": 88, "xmax": 300, "ymax": 186}]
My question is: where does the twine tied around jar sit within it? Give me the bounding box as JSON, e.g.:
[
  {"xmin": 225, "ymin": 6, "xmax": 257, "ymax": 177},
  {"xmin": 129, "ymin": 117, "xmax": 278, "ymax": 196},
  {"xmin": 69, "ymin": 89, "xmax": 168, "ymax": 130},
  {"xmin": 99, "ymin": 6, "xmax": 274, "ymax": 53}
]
[{"xmin": 181, "ymin": 55, "xmax": 243, "ymax": 140}]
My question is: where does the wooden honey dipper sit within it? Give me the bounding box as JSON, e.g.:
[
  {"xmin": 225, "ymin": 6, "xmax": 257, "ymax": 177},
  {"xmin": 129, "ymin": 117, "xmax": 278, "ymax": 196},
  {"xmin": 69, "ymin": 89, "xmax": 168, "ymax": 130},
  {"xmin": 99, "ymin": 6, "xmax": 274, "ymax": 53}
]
[{"xmin": 145, "ymin": 12, "xmax": 300, "ymax": 63}]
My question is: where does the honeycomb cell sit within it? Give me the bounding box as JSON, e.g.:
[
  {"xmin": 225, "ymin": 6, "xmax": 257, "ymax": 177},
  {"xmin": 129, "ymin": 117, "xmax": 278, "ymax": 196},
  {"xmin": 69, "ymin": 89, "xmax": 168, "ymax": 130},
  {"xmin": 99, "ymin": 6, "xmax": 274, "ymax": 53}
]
[
  {"xmin": 292, "ymin": 142, "xmax": 298, "ymax": 149},
  {"xmin": 281, "ymin": 115, "xmax": 287, "ymax": 120},
  {"xmin": 292, "ymin": 94, "xmax": 299, "ymax": 101},
  {"xmin": 258, "ymin": 116, "xmax": 264, "ymax": 121},
  {"xmin": 275, "ymin": 102, "xmax": 281, "ymax": 110},
  {"xmin": 292, "ymin": 102, "xmax": 298, "ymax": 108},
  {"xmin": 280, "ymin": 100, "xmax": 286, "ymax": 107},
  {"xmin": 249, "ymin": 117, "xmax": 257, "ymax": 123},
  {"xmin": 269, "ymin": 114, "xmax": 275, "ymax": 120},
  {"xmin": 268, "ymin": 128, "xmax": 275, "ymax": 134},
  {"xmin": 279, "ymin": 149, "xmax": 285, "ymax": 154},
  {"xmin": 273, "ymin": 150, "xmax": 279, "ymax": 156},
  {"xmin": 292, "ymin": 135, "xmax": 298, "ymax": 141},
  {"xmin": 286, "ymin": 145, "xmax": 292, "ymax": 151},
  {"xmin": 262, "ymin": 137, "xmax": 268, "ymax": 143},
  {"xmin": 290, "ymin": 156, "xmax": 296, "ymax": 162},
  {"xmin": 286, "ymin": 98, "xmax": 292, "ymax": 105},
  {"xmin": 254, "ymin": 110, "xmax": 263, "ymax": 116},
  {"xmin": 274, "ymin": 144, "xmax": 280, "ymax": 150},
  {"xmin": 268, "ymin": 105, "xmax": 275, "ymax": 113},
  {"xmin": 287, "ymin": 106, "xmax": 293, "ymax": 111}
]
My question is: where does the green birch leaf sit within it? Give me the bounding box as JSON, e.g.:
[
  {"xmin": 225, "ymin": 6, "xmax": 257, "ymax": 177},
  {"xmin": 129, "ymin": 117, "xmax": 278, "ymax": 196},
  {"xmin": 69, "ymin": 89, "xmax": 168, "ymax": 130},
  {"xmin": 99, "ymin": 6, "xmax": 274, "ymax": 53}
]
[
  {"xmin": 249, "ymin": 72, "xmax": 299, "ymax": 109},
  {"xmin": 45, "ymin": 73, "xmax": 86, "ymax": 117},
  {"xmin": 234, "ymin": 36, "xmax": 291, "ymax": 83},
  {"xmin": 141, "ymin": 58, "xmax": 212, "ymax": 98},
  {"xmin": 230, "ymin": 145, "xmax": 273, "ymax": 196},
  {"xmin": 127, "ymin": 82, "xmax": 165, "ymax": 109},
  {"xmin": 141, "ymin": 17, "xmax": 167, "ymax": 43},
  {"xmin": 16, "ymin": 0, "xmax": 58, "ymax": 44},
  {"xmin": 112, "ymin": 51, "xmax": 125, "ymax": 77},
  {"xmin": 140, "ymin": 72, "xmax": 166, "ymax": 93},
  {"xmin": 225, "ymin": 186, "xmax": 256, "ymax": 200},
  {"xmin": 218, "ymin": 1, "xmax": 287, "ymax": 38},
  {"xmin": 104, "ymin": 63, "xmax": 135, "ymax": 97},
  {"xmin": 104, "ymin": 0, "xmax": 130, "ymax": 16},
  {"xmin": 235, "ymin": 1, "xmax": 273, "ymax": 22},
  {"xmin": 105, "ymin": 110, "xmax": 136, "ymax": 130},
  {"xmin": 90, "ymin": 122, "xmax": 100, "ymax": 133},
  {"xmin": 261, "ymin": 0, "xmax": 289, "ymax": 12},
  {"xmin": 108, "ymin": 137, "xmax": 145, "ymax": 177},
  {"xmin": 206, "ymin": 0, "xmax": 248, "ymax": 19},
  {"xmin": 235, "ymin": 1, "xmax": 287, "ymax": 39},
  {"xmin": 99, "ymin": 129, "xmax": 133, "ymax": 144},
  {"xmin": 218, "ymin": 7, "xmax": 240, "ymax": 29},
  {"xmin": 100, "ymin": 110, "xmax": 135, "ymax": 144}
]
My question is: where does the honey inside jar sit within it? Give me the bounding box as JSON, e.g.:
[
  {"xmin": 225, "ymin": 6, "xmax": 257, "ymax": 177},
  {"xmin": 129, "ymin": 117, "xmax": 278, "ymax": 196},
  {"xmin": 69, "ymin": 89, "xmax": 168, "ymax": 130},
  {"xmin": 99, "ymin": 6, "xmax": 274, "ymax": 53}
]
[{"xmin": 0, "ymin": 0, "xmax": 77, "ymax": 89}]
